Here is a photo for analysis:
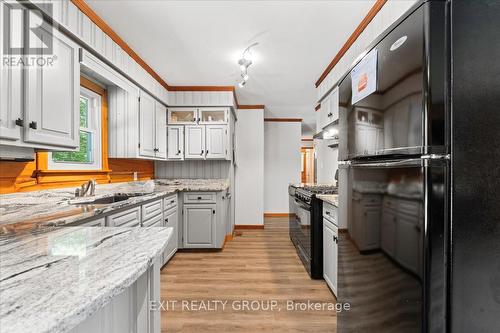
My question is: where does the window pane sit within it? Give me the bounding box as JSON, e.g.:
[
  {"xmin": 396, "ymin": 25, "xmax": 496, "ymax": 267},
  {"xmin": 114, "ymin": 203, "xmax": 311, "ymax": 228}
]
[
  {"xmin": 80, "ymin": 97, "xmax": 88, "ymax": 128},
  {"xmin": 52, "ymin": 131, "xmax": 93, "ymax": 164}
]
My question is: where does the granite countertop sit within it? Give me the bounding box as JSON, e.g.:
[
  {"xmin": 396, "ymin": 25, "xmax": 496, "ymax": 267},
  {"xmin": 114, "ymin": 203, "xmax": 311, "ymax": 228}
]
[
  {"xmin": 0, "ymin": 179, "xmax": 229, "ymax": 233},
  {"xmin": 0, "ymin": 226, "xmax": 172, "ymax": 333},
  {"xmin": 316, "ymin": 194, "xmax": 339, "ymax": 207}
]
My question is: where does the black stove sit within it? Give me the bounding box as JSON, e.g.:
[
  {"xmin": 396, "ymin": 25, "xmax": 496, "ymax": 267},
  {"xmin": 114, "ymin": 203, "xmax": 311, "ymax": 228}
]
[{"xmin": 288, "ymin": 184, "xmax": 337, "ymax": 279}]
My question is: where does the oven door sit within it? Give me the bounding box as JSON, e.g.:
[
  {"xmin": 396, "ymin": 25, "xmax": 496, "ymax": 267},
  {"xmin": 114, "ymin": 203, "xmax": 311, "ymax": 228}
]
[{"xmin": 289, "ymin": 196, "xmax": 312, "ymax": 266}]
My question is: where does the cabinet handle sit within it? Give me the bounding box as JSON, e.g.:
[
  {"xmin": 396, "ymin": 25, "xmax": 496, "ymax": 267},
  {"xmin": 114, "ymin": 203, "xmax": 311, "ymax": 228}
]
[
  {"xmin": 201, "ymin": 150, "xmax": 204, "ymax": 155},
  {"xmin": 197, "ymin": 117, "xmax": 200, "ymax": 122},
  {"xmin": 15, "ymin": 118, "xmax": 24, "ymax": 127},
  {"xmin": 327, "ymin": 112, "xmax": 333, "ymax": 117},
  {"xmin": 206, "ymin": 150, "xmax": 209, "ymax": 156},
  {"xmin": 177, "ymin": 150, "xmax": 181, "ymax": 155},
  {"xmin": 165, "ymin": 218, "xmax": 169, "ymax": 222},
  {"xmin": 415, "ymin": 225, "xmax": 421, "ymax": 232},
  {"xmin": 170, "ymin": 200, "xmax": 175, "ymax": 204},
  {"xmin": 197, "ymin": 196, "xmax": 202, "ymax": 200},
  {"xmin": 29, "ymin": 121, "xmax": 37, "ymax": 129},
  {"xmin": 212, "ymin": 209, "xmax": 216, "ymax": 214},
  {"xmin": 193, "ymin": 118, "xmax": 196, "ymax": 122},
  {"xmin": 326, "ymin": 211, "xmax": 330, "ymax": 215}
]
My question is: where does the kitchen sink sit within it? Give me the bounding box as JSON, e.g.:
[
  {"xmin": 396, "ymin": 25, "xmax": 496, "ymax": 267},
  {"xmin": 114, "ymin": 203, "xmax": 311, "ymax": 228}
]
[{"xmin": 69, "ymin": 193, "xmax": 148, "ymax": 205}]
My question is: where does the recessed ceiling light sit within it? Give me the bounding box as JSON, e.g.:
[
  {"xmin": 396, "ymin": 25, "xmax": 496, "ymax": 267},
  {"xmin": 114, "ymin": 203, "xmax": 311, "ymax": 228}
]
[{"xmin": 390, "ymin": 36, "xmax": 407, "ymax": 51}]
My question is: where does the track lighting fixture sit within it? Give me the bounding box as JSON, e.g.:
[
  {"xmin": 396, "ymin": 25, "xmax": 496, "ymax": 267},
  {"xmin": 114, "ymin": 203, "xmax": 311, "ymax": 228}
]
[{"xmin": 237, "ymin": 42, "xmax": 258, "ymax": 88}]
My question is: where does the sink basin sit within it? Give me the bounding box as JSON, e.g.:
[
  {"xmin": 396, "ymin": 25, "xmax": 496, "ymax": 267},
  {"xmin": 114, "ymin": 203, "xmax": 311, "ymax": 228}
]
[{"xmin": 69, "ymin": 193, "xmax": 148, "ymax": 205}]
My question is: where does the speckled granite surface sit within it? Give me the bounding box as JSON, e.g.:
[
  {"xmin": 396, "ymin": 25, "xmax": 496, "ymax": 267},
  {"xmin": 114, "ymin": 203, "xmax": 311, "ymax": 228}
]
[
  {"xmin": 0, "ymin": 226, "xmax": 172, "ymax": 333},
  {"xmin": 0, "ymin": 179, "xmax": 229, "ymax": 233},
  {"xmin": 316, "ymin": 194, "xmax": 339, "ymax": 207}
]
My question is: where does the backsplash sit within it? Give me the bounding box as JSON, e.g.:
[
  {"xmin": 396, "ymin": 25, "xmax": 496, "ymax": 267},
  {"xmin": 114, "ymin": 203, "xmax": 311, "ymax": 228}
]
[{"xmin": 155, "ymin": 160, "xmax": 230, "ymax": 179}]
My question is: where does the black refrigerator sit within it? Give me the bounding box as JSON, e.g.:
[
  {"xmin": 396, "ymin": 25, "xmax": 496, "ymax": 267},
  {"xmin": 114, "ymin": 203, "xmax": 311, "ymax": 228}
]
[{"xmin": 336, "ymin": 1, "xmax": 500, "ymax": 332}]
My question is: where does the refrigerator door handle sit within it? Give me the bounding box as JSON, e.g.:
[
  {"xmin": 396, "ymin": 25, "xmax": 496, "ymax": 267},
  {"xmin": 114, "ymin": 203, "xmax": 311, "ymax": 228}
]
[{"xmin": 350, "ymin": 158, "xmax": 424, "ymax": 168}]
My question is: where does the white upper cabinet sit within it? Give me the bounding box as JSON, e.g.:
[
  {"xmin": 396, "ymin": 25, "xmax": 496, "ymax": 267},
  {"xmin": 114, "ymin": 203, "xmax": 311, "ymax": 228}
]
[
  {"xmin": 206, "ymin": 125, "xmax": 227, "ymax": 159},
  {"xmin": 168, "ymin": 108, "xmax": 197, "ymax": 125},
  {"xmin": 318, "ymin": 87, "xmax": 339, "ymax": 132},
  {"xmin": 139, "ymin": 91, "xmax": 167, "ymax": 160},
  {"xmin": 139, "ymin": 92, "xmax": 156, "ymax": 158},
  {"xmin": 155, "ymin": 102, "xmax": 167, "ymax": 159},
  {"xmin": 0, "ymin": 2, "xmax": 23, "ymax": 142},
  {"xmin": 199, "ymin": 107, "xmax": 228, "ymax": 124},
  {"xmin": 24, "ymin": 16, "xmax": 80, "ymax": 149},
  {"xmin": 185, "ymin": 125, "xmax": 205, "ymax": 159},
  {"xmin": 167, "ymin": 126, "xmax": 184, "ymax": 160}
]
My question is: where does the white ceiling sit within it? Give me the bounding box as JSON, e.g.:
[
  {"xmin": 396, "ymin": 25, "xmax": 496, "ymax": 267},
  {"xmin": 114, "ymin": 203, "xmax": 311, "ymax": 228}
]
[{"xmin": 86, "ymin": 0, "xmax": 376, "ymax": 135}]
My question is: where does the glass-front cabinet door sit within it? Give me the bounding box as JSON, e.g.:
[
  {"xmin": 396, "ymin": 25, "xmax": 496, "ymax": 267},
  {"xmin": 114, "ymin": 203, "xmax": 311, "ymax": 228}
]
[
  {"xmin": 167, "ymin": 108, "xmax": 198, "ymax": 124},
  {"xmin": 199, "ymin": 107, "xmax": 228, "ymax": 124}
]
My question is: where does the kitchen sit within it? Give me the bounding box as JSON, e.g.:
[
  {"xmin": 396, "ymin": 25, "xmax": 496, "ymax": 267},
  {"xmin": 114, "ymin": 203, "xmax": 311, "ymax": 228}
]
[{"xmin": 0, "ymin": 1, "xmax": 499, "ymax": 332}]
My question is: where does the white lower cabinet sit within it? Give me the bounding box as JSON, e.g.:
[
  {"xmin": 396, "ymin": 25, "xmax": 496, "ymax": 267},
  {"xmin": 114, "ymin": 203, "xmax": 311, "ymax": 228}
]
[
  {"xmin": 163, "ymin": 206, "xmax": 178, "ymax": 265},
  {"xmin": 323, "ymin": 206, "xmax": 338, "ymax": 297},
  {"xmin": 106, "ymin": 207, "xmax": 141, "ymax": 227},
  {"xmin": 183, "ymin": 204, "xmax": 216, "ymax": 248},
  {"xmin": 352, "ymin": 192, "xmax": 382, "ymax": 251},
  {"xmin": 81, "ymin": 217, "xmax": 106, "ymax": 227}
]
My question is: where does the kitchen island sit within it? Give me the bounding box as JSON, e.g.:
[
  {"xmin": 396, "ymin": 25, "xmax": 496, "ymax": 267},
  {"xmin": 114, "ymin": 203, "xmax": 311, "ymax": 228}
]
[{"xmin": 0, "ymin": 226, "xmax": 172, "ymax": 333}]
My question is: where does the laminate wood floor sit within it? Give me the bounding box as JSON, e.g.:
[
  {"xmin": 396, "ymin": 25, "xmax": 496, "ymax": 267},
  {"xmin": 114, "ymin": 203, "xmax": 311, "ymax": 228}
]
[{"xmin": 160, "ymin": 217, "xmax": 337, "ymax": 333}]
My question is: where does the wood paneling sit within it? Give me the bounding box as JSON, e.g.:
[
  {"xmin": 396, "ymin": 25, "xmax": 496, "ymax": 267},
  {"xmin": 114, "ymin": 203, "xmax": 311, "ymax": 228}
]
[
  {"xmin": 161, "ymin": 218, "xmax": 336, "ymax": 332},
  {"xmin": 0, "ymin": 77, "xmax": 153, "ymax": 194},
  {"xmin": 315, "ymin": 0, "xmax": 387, "ymax": 87},
  {"xmin": 71, "ymin": 0, "xmax": 171, "ymax": 91},
  {"xmin": 155, "ymin": 160, "xmax": 230, "ymax": 179},
  {"xmin": 264, "ymin": 118, "xmax": 302, "ymax": 122},
  {"xmin": 239, "ymin": 105, "xmax": 265, "ymax": 110}
]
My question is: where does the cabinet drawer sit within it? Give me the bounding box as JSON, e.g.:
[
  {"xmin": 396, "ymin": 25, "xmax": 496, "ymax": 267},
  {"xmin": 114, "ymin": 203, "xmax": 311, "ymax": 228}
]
[
  {"xmin": 383, "ymin": 196, "xmax": 398, "ymax": 209},
  {"xmin": 163, "ymin": 194, "xmax": 178, "ymax": 211},
  {"xmin": 143, "ymin": 213, "xmax": 163, "ymax": 227},
  {"xmin": 81, "ymin": 217, "xmax": 105, "ymax": 227},
  {"xmin": 142, "ymin": 199, "xmax": 163, "ymax": 222},
  {"xmin": 106, "ymin": 207, "xmax": 141, "ymax": 227},
  {"xmin": 361, "ymin": 194, "xmax": 382, "ymax": 206},
  {"xmin": 183, "ymin": 192, "xmax": 216, "ymax": 204},
  {"xmin": 398, "ymin": 199, "xmax": 421, "ymax": 218},
  {"xmin": 323, "ymin": 203, "xmax": 338, "ymax": 222}
]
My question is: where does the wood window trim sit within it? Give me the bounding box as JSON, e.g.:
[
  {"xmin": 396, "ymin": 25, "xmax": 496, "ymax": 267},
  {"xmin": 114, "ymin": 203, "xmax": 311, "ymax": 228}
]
[{"xmin": 35, "ymin": 76, "xmax": 111, "ymax": 178}]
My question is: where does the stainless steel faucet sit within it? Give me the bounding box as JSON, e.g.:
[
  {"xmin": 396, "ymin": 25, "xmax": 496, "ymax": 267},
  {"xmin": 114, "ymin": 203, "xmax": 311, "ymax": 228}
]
[{"xmin": 75, "ymin": 179, "xmax": 96, "ymax": 197}]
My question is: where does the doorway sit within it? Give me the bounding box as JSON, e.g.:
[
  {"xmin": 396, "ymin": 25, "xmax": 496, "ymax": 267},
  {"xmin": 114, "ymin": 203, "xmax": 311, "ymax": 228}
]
[{"xmin": 301, "ymin": 147, "xmax": 315, "ymax": 183}]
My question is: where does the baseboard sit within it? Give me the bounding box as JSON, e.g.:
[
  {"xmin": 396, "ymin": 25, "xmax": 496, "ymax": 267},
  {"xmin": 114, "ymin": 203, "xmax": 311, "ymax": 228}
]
[
  {"xmin": 263, "ymin": 213, "xmax": 292, "ymax": 218},
  {"xmin": 234, "ymin": 225, "xmax": 265, "ymax": 229}
]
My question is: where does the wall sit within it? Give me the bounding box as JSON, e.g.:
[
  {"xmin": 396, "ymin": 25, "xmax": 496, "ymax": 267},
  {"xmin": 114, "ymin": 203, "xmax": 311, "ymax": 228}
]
[
  {"xmin": 315, "ymin": 139, "xmax": 338, "ymax": 184},
  {"xmin": 264, "ymin": 121, "xmax": 301, "ymax": 214},
  {"xmin": 234, "ymin": 108, "xmax": 264, "ymax": 226},
  {"xmin": 154, "ymin": 160, "xmax": 230, "ymax": 179}
]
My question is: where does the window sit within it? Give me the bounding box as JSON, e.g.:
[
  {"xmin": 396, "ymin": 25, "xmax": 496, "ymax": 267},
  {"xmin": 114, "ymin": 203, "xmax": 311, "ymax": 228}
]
[{"xmin": 48, "ymin": 87, "xmax": 102, "ymax": 170}]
